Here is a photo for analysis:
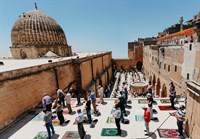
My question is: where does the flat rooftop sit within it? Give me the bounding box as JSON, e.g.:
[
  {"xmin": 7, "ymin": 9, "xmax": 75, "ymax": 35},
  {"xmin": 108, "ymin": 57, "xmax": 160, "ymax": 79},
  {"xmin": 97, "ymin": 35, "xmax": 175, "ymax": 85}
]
[
  {"xmin": 0, "ymin": 52, "xmax": 107, "ymax": 73},
  {"xmin": 0, "ymin": 97, "xmax": 188, "ymax": 139}
]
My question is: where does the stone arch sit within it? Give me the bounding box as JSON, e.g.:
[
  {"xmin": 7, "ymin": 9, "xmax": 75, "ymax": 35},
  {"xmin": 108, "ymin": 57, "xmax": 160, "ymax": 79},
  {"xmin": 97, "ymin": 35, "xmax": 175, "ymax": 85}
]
[
  {"xmin": 156, "ymin": 78, "xmax": 161, "ymax": 96},
  {"xmin": 20, "ymin": 49, "xmax": 27, "ymax": 59},
  {"xmin": 153, "ymin": 74, "xmax": 156, "ymax": 87},
  {"xmin": 149, "ymin": 75, "xmax": 152, "ymax": 84},
  {"xmin": 161, "ymin": 84, "xmax": 167, "ymax": 97},
  {"xmin": 136, "ymin": 61, "xmax": 143, "ymax": 71}
]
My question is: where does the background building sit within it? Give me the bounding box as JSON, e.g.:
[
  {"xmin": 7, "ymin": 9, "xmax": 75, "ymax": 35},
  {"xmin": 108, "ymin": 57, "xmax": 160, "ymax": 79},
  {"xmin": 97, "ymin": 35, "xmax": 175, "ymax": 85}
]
[{"xmin": 143, "ymin": 13, "xmax": 200, "ymax": 138}]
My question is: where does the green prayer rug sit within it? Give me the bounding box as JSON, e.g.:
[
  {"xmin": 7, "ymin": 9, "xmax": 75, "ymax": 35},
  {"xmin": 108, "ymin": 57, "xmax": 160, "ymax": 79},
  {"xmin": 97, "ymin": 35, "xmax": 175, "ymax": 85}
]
[
  {"xmin": 101, "ymin": 128, "xmax": 118, "ymax": 136},
  {"xmin": 138, "ymin": 99, "xmax": 147, "ymax": 104},
  {"xmin": 106, "ymin": 117, "xmax": 115, "ymax": 123},
  {"xmin": 61, "ymin": 131, "xmax": 80, "ymax": 139},
  {"xmin": 33, "ymin": 131, "xmax": 48, "ymax": 139},
  {"xmin": 135, "ymin": 115, "xmax": 144, "ymax": 121}
]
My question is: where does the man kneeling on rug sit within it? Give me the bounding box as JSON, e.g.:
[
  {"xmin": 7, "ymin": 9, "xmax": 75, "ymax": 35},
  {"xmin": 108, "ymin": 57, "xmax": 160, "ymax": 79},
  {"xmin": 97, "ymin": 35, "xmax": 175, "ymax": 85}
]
[{"xmin": 113, "ymin": 105, "xmax": 122, "ymax": 136}]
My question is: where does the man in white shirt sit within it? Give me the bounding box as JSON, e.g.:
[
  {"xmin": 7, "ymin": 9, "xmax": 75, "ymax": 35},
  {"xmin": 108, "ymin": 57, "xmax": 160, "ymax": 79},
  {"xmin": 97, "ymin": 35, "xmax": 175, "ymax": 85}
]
[
  {"xmin": 76, "ymin": 109, "xmax": 86, "ymax": 139},
  {"xmin": 113, "ymin": 106, "xmax": 121, "ymax": 136},
  {"xmin": 56, "ymin": 89, "xmax": 65, "ymax": 107},
  {"xmin": 170, "ymin": 105, "xmax": 186, "ymax": 138},
  {"xmin": 65, "ymin": 92, "xmax": 72, "ymax": 114},
  {"xmin": 98, "ymin": 85, "xmax": 104, "ymax": 104}
]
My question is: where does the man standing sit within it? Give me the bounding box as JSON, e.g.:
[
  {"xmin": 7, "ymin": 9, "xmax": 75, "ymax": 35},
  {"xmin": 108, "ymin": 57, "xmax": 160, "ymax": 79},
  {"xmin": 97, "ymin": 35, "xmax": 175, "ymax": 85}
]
[
  {"xmin": 55, "ymin": 100, "xmax": 65, "ymax": 125},
  {"xmin": 76, "ymin": 109, "xmax": 86, "ymax": 139},
  {"xmin": 65, "ymin": 92, "xmax": 72, "ymax": 114},
  {"xmin": 88, "ymin": 90, "xmax": 97, "ymax": 114},
  {"xmin": 113, "ymin": 105, "xmax": 121, "ymax": 136},
  {"xmin": 170, "ymin": 105, "xmax": 186, "ymax": 138},
  {"xmin": 70, "ymin": 87, "xmax": 81, "ymax": 106},
  {"xmin": 98, "ymin": 85, "xmax": 104, "ymax": 104},
  {"xmin": 142, "ymin": 106, "xmax": 150, "ymax": 136},
  {"xmin": 42, "ymin": 93, "xmax": 52, "ymax": 112},
  {"xmin": 147, "ymin": 93, "xmax": 153, "ymax": 120},
  {"xmin": 56, "ymin": 89, "xmax": 65, "ymax": 107},
  {"xmin": 43, "ymin": 109, "xmax": 55, "ymax": 139},
  {"xmin": 85, "ymin": 96, "xmax": 92, "ymax": 124},
  {"xmin": 115, "ymin": 97, "xmax": 126, "ymax": 123},
  {"xmin": 169, "ymin": 85, "xmax": 176, "ymax": 110}
]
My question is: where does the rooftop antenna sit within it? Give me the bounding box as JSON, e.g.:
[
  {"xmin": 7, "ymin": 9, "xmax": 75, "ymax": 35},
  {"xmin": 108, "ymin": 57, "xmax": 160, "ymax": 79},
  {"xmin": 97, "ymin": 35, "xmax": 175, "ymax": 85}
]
[{"xmin": 34, "ymin": 2, "xmax": 38, "ymax": 10}]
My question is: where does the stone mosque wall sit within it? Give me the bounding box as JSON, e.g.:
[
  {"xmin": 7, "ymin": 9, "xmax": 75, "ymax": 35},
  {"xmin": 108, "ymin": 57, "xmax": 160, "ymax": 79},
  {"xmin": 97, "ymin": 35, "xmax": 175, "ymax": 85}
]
[{"xmin": 0, "ymin": 52, "xmax": 113, "ymax": 130}]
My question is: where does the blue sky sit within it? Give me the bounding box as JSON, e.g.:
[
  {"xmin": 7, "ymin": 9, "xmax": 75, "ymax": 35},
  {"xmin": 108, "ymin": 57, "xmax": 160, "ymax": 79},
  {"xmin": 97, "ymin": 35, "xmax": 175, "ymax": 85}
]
[{"xmin": 0, "ymin": 0, "xmax": 200, "ymax": 58}]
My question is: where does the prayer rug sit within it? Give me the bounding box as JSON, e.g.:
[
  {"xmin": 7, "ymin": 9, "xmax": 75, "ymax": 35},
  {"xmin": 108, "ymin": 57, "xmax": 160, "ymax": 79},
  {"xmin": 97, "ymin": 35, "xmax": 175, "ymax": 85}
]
[
  {"xmin": 32, "ymin": 113, "xmax": 44, "ymax": 121},
  {"xmin": 106, "ymin": 117, "xmax": 115, "ymax": 124},
  {"xmin": 138, "ymin": 99, "xmax": 147, "ymax": 104},
  {"xmin": 97, "ymin": 100, "xmax": 102, "ymax": 104},
  {"xmin": 33, "ymin": 131, "xmax": 48, "ymax": 139},
  {"xmin": 135, "ymin": 115, "xmax": 144, "ymax": 121},
  {"xmin": 158, "ymin": 106, "xmax": 174, "ymax": 110},
  {"xmin": 160, "ymin": 99, "xmax": 171, "ymax": 103},
  {"xmin": 101, "ymin": 128, "xmax": 118, "ymax": 136},
  {"xmin": 158, "ymin": 129, "xmax": 179, "ymax": 138},
  {"xmin": 52, "ymin": 119, "xmax": 60, "ymax": 126},
  {"xmin": 63, "ymin": 108, "xmax": 69, "ymax": 115},
  {"xmin": 73, "ymin": 116, "xmax": 90, "ymax": 125},
  {"xmin": 61, "ymin": 131, "xmax": 80, "ymax": 139}
]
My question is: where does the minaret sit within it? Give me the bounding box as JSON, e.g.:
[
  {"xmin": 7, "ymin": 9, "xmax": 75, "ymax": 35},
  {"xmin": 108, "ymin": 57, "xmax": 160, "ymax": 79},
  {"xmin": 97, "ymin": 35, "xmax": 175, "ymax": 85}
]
[{"xmin": 180, "ymin": 16, "xmax": 184, "ymax": 31}]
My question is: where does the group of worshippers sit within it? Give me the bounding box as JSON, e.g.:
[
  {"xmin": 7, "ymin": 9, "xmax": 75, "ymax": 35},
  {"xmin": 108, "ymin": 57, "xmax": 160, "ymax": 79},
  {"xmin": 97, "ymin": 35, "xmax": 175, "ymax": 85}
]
[
  {"xmin": 41, "ymin": 85, "xmax": 105, "ymax": 139},
  {"xmin": 41, "ymin": 80, "xmax": 186, "ymax": 139},
  {"xmin": 142, "ymin": 81, "xmax": 186, "ymax": 138},
  {"xmin": 41, "ymin": 86, "xmax": 81, "ymax": 139}
]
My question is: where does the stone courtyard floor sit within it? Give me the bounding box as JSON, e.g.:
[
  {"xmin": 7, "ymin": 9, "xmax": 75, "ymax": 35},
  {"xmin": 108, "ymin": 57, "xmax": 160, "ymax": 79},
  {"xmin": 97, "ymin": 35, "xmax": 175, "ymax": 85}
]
[{"xmin": 0, "ymin": 97, "xmax": 188, "ymax": 139}]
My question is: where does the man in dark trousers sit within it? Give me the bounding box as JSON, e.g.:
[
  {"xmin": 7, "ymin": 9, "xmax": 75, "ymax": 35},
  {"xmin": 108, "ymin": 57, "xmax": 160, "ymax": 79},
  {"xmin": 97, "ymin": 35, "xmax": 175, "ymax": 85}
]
[
  {"xmin": 85, "ymin": 96, "xmax": 92, "ymax": 124},
  {"xmin": 113, "ymin": 105, "xmax": 121, "ymax": 136},
  {"xmin": 169, "ymin": 85, "xmax": 176, "ymax": 110},
  {"xmin": 70, "ymin": 87, "xmax": 81, "ymax": 105},
  {"xmin": 55, "ymin": 100, "xmax": 65, "ymax": 125},
  {"xmin": 43, "ymin": 109, "xmax": 55, "ymax": 139},
  {"xmin": 147, "ymin": 93, "xmax": 153, "ymax": 120},
  {"xmin": 116, "ymin": 97, "xmax": 126, "ymax": 123},
  {"xmin": 42, "ymin": 93, "xmax": 52, "ymax": 112},
  {"xmin": 170, "ymin": 105, "xmax": 186, "ymax": 139},
  {"xmin": 76, "ymin": 109, "xmax": 86, "ymax": 139},
  {"xmin": 56, "ymin": 89, "xmax": 65, "ymax": 107}
]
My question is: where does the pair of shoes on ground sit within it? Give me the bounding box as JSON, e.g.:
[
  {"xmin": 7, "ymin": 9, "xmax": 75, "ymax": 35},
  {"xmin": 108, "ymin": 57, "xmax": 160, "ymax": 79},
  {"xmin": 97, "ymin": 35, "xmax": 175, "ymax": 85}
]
[
  {"xmin": 90, "ymin": 124, "xmax": 95, "ymax": 128},
  {"xmin": 144, "ymin": 130, "xmax": 150, "ymax": 136}
]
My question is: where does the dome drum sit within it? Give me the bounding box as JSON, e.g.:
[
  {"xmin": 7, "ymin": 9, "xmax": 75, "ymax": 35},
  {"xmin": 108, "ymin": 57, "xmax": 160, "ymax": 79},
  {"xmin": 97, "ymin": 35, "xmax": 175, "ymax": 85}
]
[{"xmin": 10, "ymin": 45, "xmax": 72, "ymax": 59}]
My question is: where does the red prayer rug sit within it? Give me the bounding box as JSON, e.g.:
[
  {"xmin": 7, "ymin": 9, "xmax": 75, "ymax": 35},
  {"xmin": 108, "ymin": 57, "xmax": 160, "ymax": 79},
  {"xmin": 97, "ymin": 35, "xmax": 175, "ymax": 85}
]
[
  {"xmin": 158, "ymin": 129, "xmax": 179, "ymax": 138},
  {"xmin": 160, "ymin": 99, "xmax": 171, "ymax": 103},
  {"xmin": 158, "ymin": 105, "xmax": 174, "ymax": 110},
  {"xmin": 63, "ymin": 108, "xmax": 69, "ymax": 115}
]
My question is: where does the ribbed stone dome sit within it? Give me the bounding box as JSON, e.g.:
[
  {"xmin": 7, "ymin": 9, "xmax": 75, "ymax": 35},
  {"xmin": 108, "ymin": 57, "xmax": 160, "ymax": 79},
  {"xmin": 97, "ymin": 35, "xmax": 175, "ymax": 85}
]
[{"xmin": 11, "ymin": 10, "xmax": 67, "ymax": 46}]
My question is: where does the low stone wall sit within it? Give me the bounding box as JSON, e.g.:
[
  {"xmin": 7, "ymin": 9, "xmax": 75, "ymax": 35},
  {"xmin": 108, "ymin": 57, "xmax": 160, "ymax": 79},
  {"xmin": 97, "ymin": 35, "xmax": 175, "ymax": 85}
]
[
  {"xmin": 0, "ymin": 52, "xmax": 113, "ymax": 130},
  {"xmin": 113, "ymin": 59, "xmax": 135, "ymax": 70}
]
